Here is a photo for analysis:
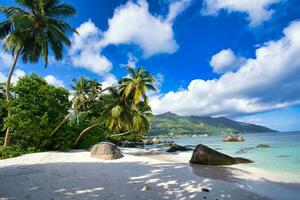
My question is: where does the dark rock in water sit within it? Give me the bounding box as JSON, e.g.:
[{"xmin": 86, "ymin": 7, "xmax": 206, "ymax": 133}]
[
  {"xmin": 90, "ymin": 142, "xmax": 123, "ymax": 160},
  {"xmin": 189, "ymin": 144, "xmax": 253, "ymax": 165},
  {"xmin": 166, "ymin": 143, "xmax": 193, "ymax": 152},
  {"xmin": 201, "ymin": 188, "xmax": 210, "ymax": 192},
  {"xmin": 235, "ymin": 147, "xmax": 255, "ymax": 154},
  {"xmin": 120, "ymin": 140, "xmax": 144, "ymax": 148},
  {"xmin": 256, "ymin": 144, "xmax": 271, "ymax": 148},
  {"xmin": 223, "ymin": 134, "xmax": 244, "ymax": 142},
  {"xmin": 277, "ymin": 155, "xmax": 289, "ymax": 158}
]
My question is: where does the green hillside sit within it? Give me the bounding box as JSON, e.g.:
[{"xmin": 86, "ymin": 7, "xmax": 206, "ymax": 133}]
[{"xmin": 148, "ymin": 112, "xmax": 277, "ymax": 136}]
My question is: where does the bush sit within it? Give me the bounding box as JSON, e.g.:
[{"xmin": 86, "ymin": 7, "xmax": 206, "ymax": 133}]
[
  {"xmin": 5, "ymin": 74, "xmax": 71, "ymax": 151},
  {"xmin": 0, "ymin": 145, "xmax": 37, "ymax": 159}
]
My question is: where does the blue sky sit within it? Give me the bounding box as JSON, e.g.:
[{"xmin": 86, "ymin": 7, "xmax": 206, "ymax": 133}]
[{"xmin": 1, "ymin": 0, "xmax": 300, "ymax": 131}]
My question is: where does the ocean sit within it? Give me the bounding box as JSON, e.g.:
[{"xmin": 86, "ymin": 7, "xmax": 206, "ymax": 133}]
[{"xmin": 169, "ymin": 131, "xmax": 300, "ymax": 182}]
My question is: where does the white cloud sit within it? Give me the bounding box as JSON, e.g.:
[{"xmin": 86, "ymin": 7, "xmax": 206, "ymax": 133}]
[
  {"xmin": 44, "ymin": 75, "xmax": 65, "ymax": 88},
  {"xmin": 101, "ymin": 0, "xmax": 189, "ymax": 57},
  {"xmin": 67, "ymin": 0, "xmax": 190, "ymax": 77},
  {"xmin": 69, "ymin": 20, "xmax": 112, "ymax": 75},
  {"xmin": 166, "ymin": 0, "xmax": 192, "ymax": 23},
  {"xmin": 150, "ymin": 21, "xmax": 300, "ymax": 116},
  {"xmin": 210, "ymin": 49, "xmax": 246, "ymax": 74},
  {"xmin": 202, "ymin": 0, "xmax": 280, "ymax": 26},
  {"xmin": 0, "ymin": 50, "xmax": 12, "ymax": 68},
  {"xmin": 101, "ymin": 73, "xmax": 118, "ymax": 89},
  {"xmin": 0, "ymin": 69, "xmax": 26, "ymax": 84},
  {"xmin": 125, "ymin": 53, "xmax": 137, "ymax": 68}
]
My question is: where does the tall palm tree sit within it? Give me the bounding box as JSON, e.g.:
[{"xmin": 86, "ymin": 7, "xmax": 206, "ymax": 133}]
[
  {"xmin": 119, "ymin": 67, "xmax": 156, "ymax": 107},
  {"xmin": 0, "ymin": 0, "xmax": 77, "ymax": 146}
]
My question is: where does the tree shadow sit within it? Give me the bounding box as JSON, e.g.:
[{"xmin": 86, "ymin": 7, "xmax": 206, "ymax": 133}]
[{"xmin": 0, "ymin": 160, "xmax": 299, "ymax": 200}]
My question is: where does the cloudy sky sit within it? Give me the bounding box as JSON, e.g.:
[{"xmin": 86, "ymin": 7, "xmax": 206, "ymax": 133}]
[{"xmin": 1, "ymin": 0, "xmax": 300, "ymax": 131}]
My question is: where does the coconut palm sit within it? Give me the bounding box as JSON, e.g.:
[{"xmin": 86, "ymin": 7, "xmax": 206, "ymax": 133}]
[
  {"xmin": 0, "ymin": 0, "xmax": 77, "ymax": 146},
  {"xmin": 50, "ymin": 78, "xmax": 101, "ymax": 136},
  {"xmin": 131, "ymin": 101, "xmax": 152, "ymax": 135},
  {"xmin": 119, "ymin": 66, "xmax": 156, "ymax": 107},
  {"xmin": 73, "ymin": 67, "xmax": 157, "ymax": 146}
]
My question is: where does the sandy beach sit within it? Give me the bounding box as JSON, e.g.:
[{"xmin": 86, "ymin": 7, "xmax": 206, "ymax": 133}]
[{"xmin": 0, "ymin": 148, "xmax": 300, "ymax": 200}]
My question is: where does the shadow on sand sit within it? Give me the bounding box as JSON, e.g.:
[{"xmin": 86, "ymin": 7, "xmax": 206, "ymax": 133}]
[{"xmin": 0, "ymin": 160, "xmax": 299, "ymax": 200}]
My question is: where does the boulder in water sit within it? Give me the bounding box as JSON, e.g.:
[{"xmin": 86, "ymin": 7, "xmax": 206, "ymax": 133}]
[
  {"xmin": 189, "ymin": 144, "xmax": 253, "ymax": 165},
  {"xmin": 90, "ymin": 142, "xmax": 124, "ymax": 160},
  {"xmin": 256, "ymin": 144, "xmax": 271, "ymax": 148},
  {"xmin": 223, "ymin": 134, "xmax": 244, "ymax": 142}
]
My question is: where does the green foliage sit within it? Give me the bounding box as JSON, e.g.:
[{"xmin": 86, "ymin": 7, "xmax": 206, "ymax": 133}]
[
  {"xmin": 0, "ymin": 66, "xmax": 156, "ymax": 158},
  {"xmin": 0, "ymin": 145, "xmax": 36, "ymax": 159},
  {"xmin": 107, "ymin": 133, "xmax": 143, "ymax": 145},
  {"xmin": 0, "ymin": 0, "xmax": 77, "ymax": 66},
  {"xmin": 5, "ymin": 74, "xmax": 71, "ymax": 150}
]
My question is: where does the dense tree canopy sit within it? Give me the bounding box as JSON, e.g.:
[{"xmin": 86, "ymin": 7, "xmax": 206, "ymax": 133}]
[{"xmin": 4, "ymin": 74, "xmax": 70, "ymax": 150}]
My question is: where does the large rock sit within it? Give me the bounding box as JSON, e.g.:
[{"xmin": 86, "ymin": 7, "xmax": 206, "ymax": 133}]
[
  {"xmin": 189, "ymin": 144, "xmax": 253, "ymax": 165},
  {"xmin": 90, "ymin": 142, "xmax": 124, "ymax": 160},
  {"xmin": 152, "ymin": 138, "xmax": 160, "ymax": 144},
  {"xmin": 223, "ymin": 134, "xmax": 244, "ymax": 142},
  {"xmin": 167, "ymin": 143, "xmax": 192, "ymax": 152}
]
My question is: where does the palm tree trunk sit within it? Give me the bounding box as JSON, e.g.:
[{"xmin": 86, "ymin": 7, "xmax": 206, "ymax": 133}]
[
  {"xmin": 73, "ymin": 123, "xmax": 98, "ymax": 146},
  {"xmin": 3, "ymin": 48, "xmax": 21, "ymax": 147},
  {"xmin": 111, "ymin": 131, "xmax": 130, "ymax": 137},
  {"xmin": 50, "ymin": 112, "xmax": 72, "ymax": 136}
]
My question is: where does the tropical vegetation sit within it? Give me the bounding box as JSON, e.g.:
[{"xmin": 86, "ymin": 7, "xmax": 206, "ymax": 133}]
[
  {"xmin": 0, "ymin": 0, "xmax": 157, "ymax": 159},
  {"xmin": 0, "ymin": 66, "xmax": 156, "ymax": 159}
]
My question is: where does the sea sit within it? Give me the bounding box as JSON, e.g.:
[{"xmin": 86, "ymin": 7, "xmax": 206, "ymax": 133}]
[{"xmin": 169, "ymin": 131, "xmax": 300, "ymax": 182}]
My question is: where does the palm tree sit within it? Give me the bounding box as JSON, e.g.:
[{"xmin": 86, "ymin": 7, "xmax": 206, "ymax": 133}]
[
  {"xmin": 131, "ymin": 101, "xmax": 152, "ymax": 135},
  {"xmin": 119, "ymin": 66, "xmax": 156, "ymax": 107},
  {"xmin": 73, "ymin": 67, "xmax": 156, "ymax": 145},
  {"xmin": 0, "ymin": 0, "xmax": 77, "ymax": 146},
  {"xmin": 50, "ymin": 77, "xmax": 101, "ymax": 136}
]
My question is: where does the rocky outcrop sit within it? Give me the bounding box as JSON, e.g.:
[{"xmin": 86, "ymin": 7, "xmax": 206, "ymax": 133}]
[
  {"xmin": 142, "ymin": 138, "xmax": 161, "ymax": 145},
  {"xmin": 166, "ymin": 143, "xmax": 192, "ymax": 153},
  {"xmin": 90, "ymin": 142, "xmax": 124, "ymax": 160},
  {"xmin": 223, "ymin": 134, "xmax": 244, "ymax": 142},
  {"xmin": 152, "ymin": 138, "xmax": 160, "ymax": 144},
  {"xmin": 189, "ymin": 144, "xmax": 253, "ymax": 165},
  {"xmin": 120, "ymin": 140, "xmax": 144, "ymax": 148},
  {"xmin": 256, "ymin": 144, "xmax": 271, "ymax": 148}
]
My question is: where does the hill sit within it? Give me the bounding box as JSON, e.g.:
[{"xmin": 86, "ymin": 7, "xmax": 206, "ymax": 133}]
[{"xmin": 148, "ymin": 112, "xmax": 277, "ymax": 136}]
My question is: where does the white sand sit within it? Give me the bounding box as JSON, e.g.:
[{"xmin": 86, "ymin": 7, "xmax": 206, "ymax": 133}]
[{"xmin": 0, "ymin": 148, "xmax": 299, "ymax": 200}]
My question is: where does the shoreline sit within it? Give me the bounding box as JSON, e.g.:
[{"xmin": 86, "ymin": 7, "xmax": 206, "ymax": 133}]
[{"xmin": 0, "ymin": 148, "xmax": 300, "ymax": 200}]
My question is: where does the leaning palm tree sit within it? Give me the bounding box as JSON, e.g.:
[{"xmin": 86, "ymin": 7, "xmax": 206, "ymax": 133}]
[
  {"xmin": 50, "ymin": 78, "xmax": 102, "ymax": 136},
  {"xmin": 73, "ymin": 67, "xmax": 156, "ymax": 146},
  {"xmin": 0, "ymin": 0, "xmax": 77, "ymax": 146}
]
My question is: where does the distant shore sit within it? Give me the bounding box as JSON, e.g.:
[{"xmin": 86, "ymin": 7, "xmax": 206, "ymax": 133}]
[{"xmin": 1, "ymin": 148, "xmax": 300, "ymax": 200}]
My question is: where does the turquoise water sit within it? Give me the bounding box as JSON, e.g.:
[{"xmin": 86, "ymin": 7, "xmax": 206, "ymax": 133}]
[{"xmin": 171, "ymin": 132, "xmax": 300, "ymax": 181}]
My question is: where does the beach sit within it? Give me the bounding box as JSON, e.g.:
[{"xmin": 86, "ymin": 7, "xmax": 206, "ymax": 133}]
[{"xmin": 1, "ymin": 148, "xmax": 300, "ymax": 200}]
